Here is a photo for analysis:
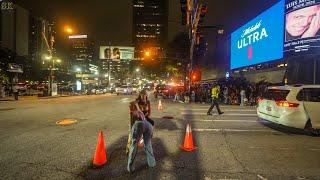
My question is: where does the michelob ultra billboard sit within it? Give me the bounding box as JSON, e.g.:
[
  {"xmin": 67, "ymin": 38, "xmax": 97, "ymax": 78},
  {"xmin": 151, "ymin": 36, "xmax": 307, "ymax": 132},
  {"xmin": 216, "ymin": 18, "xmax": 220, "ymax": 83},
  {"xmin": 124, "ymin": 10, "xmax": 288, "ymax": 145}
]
[
  {"xmin": 231, "ymin": 0, "xmax": 320, "ymax": 69},
  {"xmin": 231, "ymin": 0, "xmax": 285, "ymax": 69}
]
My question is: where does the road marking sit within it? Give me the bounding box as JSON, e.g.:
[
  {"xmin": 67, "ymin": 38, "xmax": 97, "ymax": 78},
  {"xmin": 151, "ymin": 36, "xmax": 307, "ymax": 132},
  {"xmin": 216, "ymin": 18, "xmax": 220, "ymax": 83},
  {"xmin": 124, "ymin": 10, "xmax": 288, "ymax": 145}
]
[
  {"xmin": 277, "ymin": 147, "xmax": 295, "ymax": 150},
  {"xmin": 249, "ymin": 146, "xmax": 263, "ymax": 149},
  {"xmin": 181, "ymin": 112, "xmax": 257, "ymax": 116},
  {"xmin": 193, "ymin": 128, "xmax": 275, "ymax": 132},
  {"xmin": 193, "ymin": 120, "xmax": 257, "ymax": 123},
  {"xmin": 309, "ymin": 148, "xmax": 320, "ymax": 151},
  {"xmin": 120, "ymin": 98, "xmax": 131, "ymax": 103},
  {"xmin": 181, "ymin": 108, "xmax": 256, "ymax": 112},
  {"xmin": 257, "ymin": 174, "xmax": 267, "ymax": 180}
]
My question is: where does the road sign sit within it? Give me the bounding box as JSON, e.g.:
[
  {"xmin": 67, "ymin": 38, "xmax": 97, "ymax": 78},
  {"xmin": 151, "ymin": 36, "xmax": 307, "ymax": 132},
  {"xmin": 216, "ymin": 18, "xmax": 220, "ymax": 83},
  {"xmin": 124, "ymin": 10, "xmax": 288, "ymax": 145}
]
[{"xmin": 8, "ymin": 63, "xmax": 23, "ymax": 73}]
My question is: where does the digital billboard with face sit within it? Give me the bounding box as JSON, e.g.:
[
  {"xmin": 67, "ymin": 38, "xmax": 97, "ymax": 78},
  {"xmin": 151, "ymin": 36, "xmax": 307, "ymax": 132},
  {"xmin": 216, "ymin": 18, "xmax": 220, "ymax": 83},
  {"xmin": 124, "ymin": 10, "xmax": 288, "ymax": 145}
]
[
  {"xmin": 284, "ymin": 0, "xmax": 320, "ymax": 56},
  {"xmin": 99, "ymin": 46, "xmax": 135, "ymax": 60},
  {"xmin": 231, "ymin": 0, "xmax": 285, "ymax": 69}
]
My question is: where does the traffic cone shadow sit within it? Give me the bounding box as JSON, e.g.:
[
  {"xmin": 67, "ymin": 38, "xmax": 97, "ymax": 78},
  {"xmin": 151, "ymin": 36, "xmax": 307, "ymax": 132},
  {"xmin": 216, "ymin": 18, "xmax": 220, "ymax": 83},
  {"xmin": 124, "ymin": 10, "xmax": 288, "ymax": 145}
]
[{"xmin": 92, "ymin": 131, "xmax": 107, "ymax": 167}]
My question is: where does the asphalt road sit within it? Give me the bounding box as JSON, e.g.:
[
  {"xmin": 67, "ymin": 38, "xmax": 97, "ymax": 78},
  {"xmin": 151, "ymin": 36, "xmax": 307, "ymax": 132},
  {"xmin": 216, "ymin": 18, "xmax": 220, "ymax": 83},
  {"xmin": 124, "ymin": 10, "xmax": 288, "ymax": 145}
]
[{"xmin": 0, "ymin": 93, "xmax": 319, "ymax": 179}]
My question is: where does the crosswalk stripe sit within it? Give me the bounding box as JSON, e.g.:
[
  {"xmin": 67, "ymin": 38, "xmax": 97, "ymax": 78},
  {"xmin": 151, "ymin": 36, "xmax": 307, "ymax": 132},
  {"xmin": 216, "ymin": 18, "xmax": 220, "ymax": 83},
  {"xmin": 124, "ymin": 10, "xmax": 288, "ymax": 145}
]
[
  {"xmin": 181, "ymin": 112, "xmax": 257, "ymax": 116},
  {"xmin": 192, "ymin": 120, "xmax": 257, "ymax": 123},
  {"xmin": 193, "ymin": 128, "xmax": 275, "ymax": 132},
  {"xmin": 181, "ymin": 109, "xmax": 256, "ymax": 112}
]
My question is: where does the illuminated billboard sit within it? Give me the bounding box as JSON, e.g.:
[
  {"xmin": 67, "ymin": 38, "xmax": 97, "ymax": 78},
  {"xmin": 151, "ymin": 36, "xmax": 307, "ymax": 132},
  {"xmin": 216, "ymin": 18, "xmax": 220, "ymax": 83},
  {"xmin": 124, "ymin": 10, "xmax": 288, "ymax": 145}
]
[
  {"xmin": 231, "ymin": 0, "xmax": 285, "ymax": 69},
  {"xmin": 284, "ymin": 0, "xmax": 320, "ymax": 56},
  {"xmin": 99, "ymin": 46, "xmax": 134, "ymax": 60},
  {"xmin": 231, "ymin": 0, "xmax": 320, "ymax": 69},
  {"xmin": 68, "ymin": 35, "xmax": 87, "ymax": 39}
]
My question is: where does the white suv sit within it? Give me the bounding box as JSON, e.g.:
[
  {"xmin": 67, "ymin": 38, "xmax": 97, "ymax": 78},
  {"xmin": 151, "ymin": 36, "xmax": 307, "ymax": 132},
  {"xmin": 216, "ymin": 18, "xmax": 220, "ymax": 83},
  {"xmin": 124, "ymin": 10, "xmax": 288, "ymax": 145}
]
[
  {"xmin": 115, "ymin": 85, "xmax": 133, "ymax": 95},
  {"xmin": 257, "ymin": 85, "xmax": 320, "ymax": 135}
]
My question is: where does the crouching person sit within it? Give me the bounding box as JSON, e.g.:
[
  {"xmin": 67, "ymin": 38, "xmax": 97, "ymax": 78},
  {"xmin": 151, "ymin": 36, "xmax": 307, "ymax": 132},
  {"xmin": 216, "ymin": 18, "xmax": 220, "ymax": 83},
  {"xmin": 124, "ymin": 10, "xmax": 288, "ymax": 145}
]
[{"xmin": 127, "ymin": 102, "xmax": 156, "ymax": 173}]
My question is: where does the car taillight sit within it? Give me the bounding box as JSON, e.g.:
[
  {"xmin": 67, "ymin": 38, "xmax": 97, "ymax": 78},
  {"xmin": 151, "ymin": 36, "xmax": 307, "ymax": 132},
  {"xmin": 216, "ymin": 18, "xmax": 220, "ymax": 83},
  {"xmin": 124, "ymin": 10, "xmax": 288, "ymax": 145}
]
[{"xmin": 276, "ymin": 101, "xmax": 299, "ymax": 108}]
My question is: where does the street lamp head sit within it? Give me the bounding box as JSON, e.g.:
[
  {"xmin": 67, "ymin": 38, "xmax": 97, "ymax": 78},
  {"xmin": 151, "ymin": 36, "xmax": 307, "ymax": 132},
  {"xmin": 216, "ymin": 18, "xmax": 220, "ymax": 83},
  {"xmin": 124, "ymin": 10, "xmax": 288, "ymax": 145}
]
[
  {"xmin": 145, "ymin": 51, "xmax": 150, "ymax": 57},
  {"xmin": 64, "ymin": 26, "xmax": 73, "ymax": 34},
  {"xmin": 43, "ymin": 55, "xmax": 52, "ymax": 60}
]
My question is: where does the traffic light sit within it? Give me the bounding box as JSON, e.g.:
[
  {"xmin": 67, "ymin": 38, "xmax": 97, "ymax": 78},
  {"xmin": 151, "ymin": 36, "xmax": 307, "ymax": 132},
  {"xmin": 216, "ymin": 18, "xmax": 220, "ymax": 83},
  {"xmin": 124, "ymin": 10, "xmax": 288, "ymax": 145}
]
[
  {"xmin": 191, "ymin": 70, "xmax": 201, "ymax": 82},
  {"xmin": 199, "ymin": 5, "xmax": 207, "ymax": 24}
]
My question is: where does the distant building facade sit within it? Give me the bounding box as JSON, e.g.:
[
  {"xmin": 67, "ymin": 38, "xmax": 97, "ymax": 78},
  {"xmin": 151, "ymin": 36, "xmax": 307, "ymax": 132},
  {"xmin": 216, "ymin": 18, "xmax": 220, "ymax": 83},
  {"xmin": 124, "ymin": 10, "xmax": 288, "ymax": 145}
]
[{"xmin": 132, "ymin": 0, "xmax": 168, "ymax": 58}]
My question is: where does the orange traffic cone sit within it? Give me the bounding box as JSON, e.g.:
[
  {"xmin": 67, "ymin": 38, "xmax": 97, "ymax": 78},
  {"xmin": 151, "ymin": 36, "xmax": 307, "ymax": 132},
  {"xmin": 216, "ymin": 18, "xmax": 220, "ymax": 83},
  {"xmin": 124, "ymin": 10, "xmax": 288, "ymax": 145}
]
[
  {"xmin": 158, "ymin": 99, "xmax": 163, "ymax": 111},
  {"xmin": 93, "ymin": 131, "xmax": 107, "ymax": 166},
  {"xmin": 138, "ymin": 137, "xmax": 144, "ymax": 148},
  {"xmin": 180, "ymin": 124, "xmax": 197, "ymax": 151}
]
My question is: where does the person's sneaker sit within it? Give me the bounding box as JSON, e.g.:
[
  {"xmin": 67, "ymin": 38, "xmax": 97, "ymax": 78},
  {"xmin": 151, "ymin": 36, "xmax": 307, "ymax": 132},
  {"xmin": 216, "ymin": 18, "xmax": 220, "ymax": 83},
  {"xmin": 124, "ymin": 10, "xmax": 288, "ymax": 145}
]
[
  {"xmin": 219, "ymin": 112, "xmax": 224, "ymax": 115},
  {"xmin": 207, "ymin": 112, "xmax": 212, "ymax": 115}
]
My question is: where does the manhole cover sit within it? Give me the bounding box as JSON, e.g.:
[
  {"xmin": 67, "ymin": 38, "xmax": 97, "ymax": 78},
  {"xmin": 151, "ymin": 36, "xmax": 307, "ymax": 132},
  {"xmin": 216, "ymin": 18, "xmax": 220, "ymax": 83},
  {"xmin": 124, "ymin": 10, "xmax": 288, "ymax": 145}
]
[
  {"xmin": 162, "ymin": 116, "xmax": 174, "ymax": 119},
  {"xmin": 56, "ymin": 119, "xmax": 77, "ymax": 125}
]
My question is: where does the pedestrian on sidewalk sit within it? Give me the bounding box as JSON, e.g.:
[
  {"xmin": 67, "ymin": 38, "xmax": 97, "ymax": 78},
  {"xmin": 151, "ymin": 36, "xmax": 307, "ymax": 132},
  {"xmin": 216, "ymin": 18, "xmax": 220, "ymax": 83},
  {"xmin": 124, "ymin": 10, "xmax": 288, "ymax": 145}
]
[
  {"xmin": 12, "ymin": 84, "xmax": 19, "ymax": 101},
  {"xmin": 127, "ymin": 102, "xmax": 156, "ymax": 173},
  {"xmin": 240, "ymin": 87, "xmax": 246, "ymax": 106},
  {"xmin": 0, "ymin": 84, "xmax": 5, "ymax": 98},
  {"xmin": 184, "ymin": 91, "xmax": 190, "ymax": 103},
  {"xmin": 207, "ymin": 84, "xmax": 224, "ymax": 115}
]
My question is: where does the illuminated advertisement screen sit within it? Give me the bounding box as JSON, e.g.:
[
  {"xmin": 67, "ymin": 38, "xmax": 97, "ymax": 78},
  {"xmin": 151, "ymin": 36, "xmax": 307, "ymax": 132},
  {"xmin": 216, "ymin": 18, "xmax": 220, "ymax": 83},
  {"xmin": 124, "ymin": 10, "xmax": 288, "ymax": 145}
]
[
  {"xmin": 99, "ymin": 46, "xmax": 134, "ymax": 60},
  {"xmin": 284, "ymin": 0, "xmax": 320, "ymax": 56},
  {"xmin": 231, "ymin": 0, "xmax": 285, "ymax": 69}
]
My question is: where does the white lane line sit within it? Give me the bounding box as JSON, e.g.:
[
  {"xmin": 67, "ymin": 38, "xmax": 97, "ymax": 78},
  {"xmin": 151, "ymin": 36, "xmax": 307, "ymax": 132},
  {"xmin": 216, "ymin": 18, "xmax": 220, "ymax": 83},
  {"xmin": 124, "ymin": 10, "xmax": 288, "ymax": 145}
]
[
  {"xmin": 257, "ymin": 174, "xmax": 267, "ymax": 180},
  {"xmin": 193, "ymin": 128, "xmax": 275, "ymax": 132},
  {"xmin": 309, "ymin": 148, "xmax": 320, "ymax": 151},
  {"xmin": 249, "ymin": 146, "xmax": 264, "ymax": 149},
  {"xmin": 193, "ymin": 120, "xmax": 257, "ymax": 123},
  {"xmin": 181, "ymin": 112, "xmax": 257, "ymax": 116},
  {"xmin": 277, "ymin": 147, "xmax": 295, "ymax": 150},
  {"xmin": 181, "ymin": 109, "xmax": 256, "ymax": 112}
]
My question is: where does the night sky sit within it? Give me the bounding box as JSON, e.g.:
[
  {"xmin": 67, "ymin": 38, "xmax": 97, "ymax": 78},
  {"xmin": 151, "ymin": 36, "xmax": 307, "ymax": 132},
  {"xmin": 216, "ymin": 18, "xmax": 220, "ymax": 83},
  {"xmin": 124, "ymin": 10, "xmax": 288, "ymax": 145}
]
[{"xmin": 15, "ymin": 0, "xmax": 280, "ymax": 59}]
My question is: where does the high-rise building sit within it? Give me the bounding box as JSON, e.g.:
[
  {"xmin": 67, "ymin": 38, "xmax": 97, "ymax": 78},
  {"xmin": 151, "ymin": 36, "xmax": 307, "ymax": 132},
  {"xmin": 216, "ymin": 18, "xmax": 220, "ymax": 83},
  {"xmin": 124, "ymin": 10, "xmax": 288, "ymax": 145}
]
[
  {"xmin": 29, "ymin": 17, "xmax": 57, "ymax": 80},
  {"xmin": 0, "ymin": 1, "xmax": 29, "ymax": 56},
  {"xmin": 132, "ymin": 0, "xmax": 168, "ymax": 57},
  {"xmin": 68, "ymin": 35, "xmax": 95, "ymax": 73}
]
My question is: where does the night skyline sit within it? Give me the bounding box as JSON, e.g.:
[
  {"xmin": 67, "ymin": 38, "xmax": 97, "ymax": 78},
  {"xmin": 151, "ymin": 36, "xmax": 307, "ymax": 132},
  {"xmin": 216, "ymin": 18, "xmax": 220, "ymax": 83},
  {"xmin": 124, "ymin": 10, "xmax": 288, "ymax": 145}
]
[{"xmin": 15, "ymin": 0, "xmax": 279, "ymax": 53}]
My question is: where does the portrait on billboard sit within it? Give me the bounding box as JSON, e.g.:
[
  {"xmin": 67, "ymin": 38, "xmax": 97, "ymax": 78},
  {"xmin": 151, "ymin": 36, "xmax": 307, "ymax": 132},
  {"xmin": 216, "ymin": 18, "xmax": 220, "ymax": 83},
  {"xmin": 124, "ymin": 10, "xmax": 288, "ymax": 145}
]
[
  {"xmin": 284, "ymin": 0, "xmax": 320, "ymax": 57},
  {"xmin": 99, "ymin": 46, "xmax": 135, "ymax": 60},
  {"xmin": 285, "ymin": 4, "xmax": 320, "ymax": 42}
]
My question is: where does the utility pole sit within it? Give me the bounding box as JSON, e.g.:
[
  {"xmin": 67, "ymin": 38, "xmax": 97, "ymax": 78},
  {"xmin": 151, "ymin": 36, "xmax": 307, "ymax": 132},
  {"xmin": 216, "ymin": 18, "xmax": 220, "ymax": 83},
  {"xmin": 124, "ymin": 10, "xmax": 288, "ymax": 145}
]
[
  {"xmin": 188, "ymin": 2, "xmax": 202, "ymax": 93},
  {"xmin": 42, "ymin": 21, "xmax": 55, "ymax": 96},
  {"xmin": 108, "ymin": 41, "xmax": 112, "ymax": 87}
]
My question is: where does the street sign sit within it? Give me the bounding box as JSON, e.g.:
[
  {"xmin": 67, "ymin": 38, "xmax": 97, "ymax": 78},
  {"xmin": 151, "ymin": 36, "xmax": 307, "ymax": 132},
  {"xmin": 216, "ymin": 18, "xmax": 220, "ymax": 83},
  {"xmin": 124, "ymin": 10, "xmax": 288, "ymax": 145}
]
[{"xmin": 8, "ymin": 63, "xmax": 23, "ymax": 73}]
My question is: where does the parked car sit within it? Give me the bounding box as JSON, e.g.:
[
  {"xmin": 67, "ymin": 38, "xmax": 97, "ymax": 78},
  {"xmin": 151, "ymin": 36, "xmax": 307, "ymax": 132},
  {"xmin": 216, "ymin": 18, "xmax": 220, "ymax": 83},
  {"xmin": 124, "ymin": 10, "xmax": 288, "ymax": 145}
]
[
  {"xmin": 115, "ymin": 85, "xmax": 133, "ymax": 95},
  {"xmin": 257, "ymin": 85, "xmax": 320, "ymax": 135},
  {"xmin": 143, "ymin": 83, "xmax": 154, "ymax": 91},
  {"xmin": 132, "ymin": 85, "xmax": 141, "ymax": 93}
]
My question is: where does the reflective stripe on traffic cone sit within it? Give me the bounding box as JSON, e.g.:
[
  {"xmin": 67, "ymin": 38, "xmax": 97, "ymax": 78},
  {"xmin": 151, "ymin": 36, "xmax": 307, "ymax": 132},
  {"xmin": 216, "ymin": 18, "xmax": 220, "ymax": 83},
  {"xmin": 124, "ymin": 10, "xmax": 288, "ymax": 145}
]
[
  {"xmin": 180, "ymin": 124, "xmax": 197, "ymax": 151},
  {"xmin": 92, "ymin": 131, "xmax": 107, "ymax": 166}
]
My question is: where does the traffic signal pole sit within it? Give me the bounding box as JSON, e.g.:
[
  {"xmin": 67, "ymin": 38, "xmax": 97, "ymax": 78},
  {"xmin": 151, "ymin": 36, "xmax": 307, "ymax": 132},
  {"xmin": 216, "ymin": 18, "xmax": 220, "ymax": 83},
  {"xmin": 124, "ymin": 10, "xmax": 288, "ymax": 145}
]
[{"xmin": 188, "ymin": 2, "xmax": 202, "ymax": 93}]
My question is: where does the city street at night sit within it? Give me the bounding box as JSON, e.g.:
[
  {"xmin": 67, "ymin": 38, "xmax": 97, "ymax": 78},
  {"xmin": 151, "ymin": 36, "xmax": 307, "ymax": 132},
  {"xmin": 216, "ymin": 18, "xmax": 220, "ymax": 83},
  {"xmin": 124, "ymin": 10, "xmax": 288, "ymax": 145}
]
[
  {"xmin": 1, "ymin": 0, "xmax": 320, "ymax": 179},
  {"xmin": 1, "ymin": 94, "xmax": 319, "ymax": 179}
]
